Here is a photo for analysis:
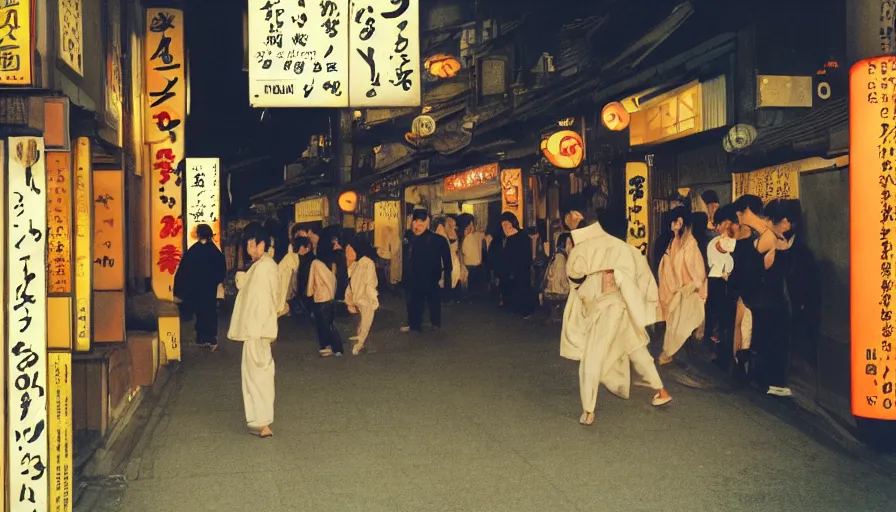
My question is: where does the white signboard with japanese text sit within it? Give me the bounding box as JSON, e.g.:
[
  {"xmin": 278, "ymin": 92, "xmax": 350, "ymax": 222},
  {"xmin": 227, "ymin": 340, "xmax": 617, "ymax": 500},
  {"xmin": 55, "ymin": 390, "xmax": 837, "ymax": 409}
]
[
  {"xmin": 247, "ymin": 0, "xmax": 420, "ymax": 108},
  {"xmin": 348, "ymin": 0, "xmax": 421, "ymax": 107},
  {"xmin": 185, "ymin": 158, "xmax": 221, "ymax": 249},
  {"xmin": 248, "ymin": 0, "xmax": 350, "ymax": 107},
  {"xmin": 59, "ymin": 0, "xmax": 85, "ymax": 76},
  {"xmin": 6, "ymin": 136, "xmax": 49, "ymax": 511}
]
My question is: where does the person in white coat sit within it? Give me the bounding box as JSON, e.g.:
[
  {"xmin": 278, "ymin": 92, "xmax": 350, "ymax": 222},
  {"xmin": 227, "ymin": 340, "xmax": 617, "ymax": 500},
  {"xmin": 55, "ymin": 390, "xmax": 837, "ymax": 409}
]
[
  {"xmin": 345, "ymin": 238, "xmax": 380, "ymax": 355},
  {"xmin": 227, "ymin": 223, "xmax": 279, "ymax": 438},
  {"xmin": 560, "ymin": 213, "xmax": 672, "ymax": 426}
]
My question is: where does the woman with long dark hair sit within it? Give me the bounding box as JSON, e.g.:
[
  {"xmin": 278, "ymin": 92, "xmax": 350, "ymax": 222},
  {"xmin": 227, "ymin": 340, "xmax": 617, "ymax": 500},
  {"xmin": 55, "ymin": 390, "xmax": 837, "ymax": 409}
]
[{"xmin": 345, "ymin": 237, "xmax": 380, "ymax": 355}]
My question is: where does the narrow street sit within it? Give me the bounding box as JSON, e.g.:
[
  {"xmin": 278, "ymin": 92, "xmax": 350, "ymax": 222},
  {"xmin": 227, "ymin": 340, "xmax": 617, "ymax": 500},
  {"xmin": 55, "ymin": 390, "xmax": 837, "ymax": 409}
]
[{"xmin": 86, "ymin": 295, "xmax": 896, "ymax": 512}]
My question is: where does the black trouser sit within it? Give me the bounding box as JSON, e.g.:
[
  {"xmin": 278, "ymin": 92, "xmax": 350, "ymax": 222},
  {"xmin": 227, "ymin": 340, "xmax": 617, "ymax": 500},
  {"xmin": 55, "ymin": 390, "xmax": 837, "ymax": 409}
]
[
  {"xmin": 750, "ymin": 306, "xmax": 792, "ymax": 388},
  {"xmin": 312, "ymin": 301, "xmax": 344, "ymax": 353},
  {"xmin": 194, "ymin": 298, "xmax": 218, "ymax": 345},
  {"xmin": 502, "ymin": 275, "xmax": 535, "ymax": 317},
  {"xmin": 706, "ymin": 277, "xmax": 736, "ymax": 363},
  {"xmin": 406, "ymin": 285, "xmax": 441, "ymax": 331}
]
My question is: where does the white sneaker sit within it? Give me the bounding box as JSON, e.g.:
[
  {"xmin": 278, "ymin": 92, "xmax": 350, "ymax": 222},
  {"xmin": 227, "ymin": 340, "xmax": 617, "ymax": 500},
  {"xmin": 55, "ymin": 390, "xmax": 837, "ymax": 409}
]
[{"xmin": 767, "ymin": 386, "xmax": 793, "ymax": 397}]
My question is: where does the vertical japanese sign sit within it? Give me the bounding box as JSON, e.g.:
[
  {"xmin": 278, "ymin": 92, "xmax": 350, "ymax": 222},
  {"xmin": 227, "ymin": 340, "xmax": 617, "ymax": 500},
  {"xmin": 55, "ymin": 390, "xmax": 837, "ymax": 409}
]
[
  {"xmin": 145, "ymin": 9, "xmax": 186, "ymax": 301},
  {"xmin": 58, "ymin": 0, "xmax": 84, "ymax": 76},
  {"xmin": 625, "ymin": 162, "xmax": 649, "ymax": 256},
  {"xmin": 47, "ymin": 152, "xmax": 73, "ymax": 295},
  {"xmin": 500, "ymin": 168, "xmax": 523, "ymax": 226},
  {"xmin": 93, "ymin": 171, "xmax": 125, "ymax": 290},
  {"xmin": 7, "ymin": 136, "xmax": 49, "ymax": 511},
  {"xmin": 0, "ymin": 0, "xmax": 32, "ymax": 85},
  {"xmin": 185, "ymin": 158, "xmax": 221, "ymax": 249},
  {"xmin": 0, "ymin": 140, "xmax": 6, "ymax": 512},
  {"xmin": 349, "ymin": 0, "xmax": 421, "ymax": 107},
  {"xmin": 158, "ymin": 316, "xmax": 181, "ymax": 363},
  {"xmin": 73, "ymin": 138, "xmax": 92, "ymax": 352},
  {"xmin": 851, "ymin": 56, "xmax": 896, "ymax": 420},
  {"xmin": 104, "ymin": 0, "xmax": 123, "ymax": 143},
  {"xmin": 247, "ymin": 0, "xmax": 349, "ymax": 107},
  {"xmin": 48, "ymin": 352, "xmax": 72, "ymax": 512}
]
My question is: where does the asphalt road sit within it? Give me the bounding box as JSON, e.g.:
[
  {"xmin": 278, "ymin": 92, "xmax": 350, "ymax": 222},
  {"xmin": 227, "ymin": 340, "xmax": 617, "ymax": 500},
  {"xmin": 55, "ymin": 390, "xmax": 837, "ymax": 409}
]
[{"xmin": 85, "ymin": 295, "xmax": 896, "ymax": 512}]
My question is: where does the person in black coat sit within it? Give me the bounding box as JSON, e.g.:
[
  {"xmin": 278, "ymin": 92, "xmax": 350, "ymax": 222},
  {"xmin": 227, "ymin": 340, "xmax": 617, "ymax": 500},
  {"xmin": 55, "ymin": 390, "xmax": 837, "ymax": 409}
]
[
  {"xmin": 498, "ymin": 212, "xmax": 536, "ymax": 318},
  {"xmin": 401, "ymin": 210, "xmax": 453, "ymax": 332},
  {"xmin": 174, "ymin": 224, "xmax": 227, "ymax": 350}
]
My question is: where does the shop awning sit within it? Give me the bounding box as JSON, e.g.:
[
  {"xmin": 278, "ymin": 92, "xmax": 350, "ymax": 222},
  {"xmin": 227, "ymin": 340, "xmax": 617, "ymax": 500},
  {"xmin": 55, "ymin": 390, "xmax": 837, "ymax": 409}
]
[{"xmin": 730, "ymin": 97, "xmax": 848, "ymax": 173}]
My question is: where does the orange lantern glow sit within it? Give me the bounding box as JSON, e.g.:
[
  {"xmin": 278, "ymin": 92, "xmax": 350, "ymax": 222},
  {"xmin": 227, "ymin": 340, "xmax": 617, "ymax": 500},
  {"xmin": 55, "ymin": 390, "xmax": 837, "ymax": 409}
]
[
  {"xmin": 425, "ymin": 53, "xmax": 462, "ymax": 79},
  {"xmin": 338, "ymin": 191, "xmax": 359, "ymax": 213},
  {"xmin": 601, "ymin": 102, "xmax": 630, "ymax": 131},
  {"xmin": 540, "ymin": 130, "xmax": 584, "ymax": 169}
]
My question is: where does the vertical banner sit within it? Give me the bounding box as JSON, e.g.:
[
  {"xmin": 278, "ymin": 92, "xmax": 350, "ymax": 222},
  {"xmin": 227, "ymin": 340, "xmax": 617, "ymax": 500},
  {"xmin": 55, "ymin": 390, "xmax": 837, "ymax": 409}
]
[
  {"xmin": 92, "ymin": 171, "xmax": 125, "ymax": 290},
  {"xmin": 247, "ymin": 0, "xmax": 349, "ymax": 107},
  {"xmin": 158, "ymin": 316, "xmax": 181, "ymax": 363},
  {"xmin": 104, "ymin": 0, "xmax": 123, "ymax": 144},
  {"xmin": 74, "ymin": 138, "xmax": 93, "ymax": 352},
  {"xmin": 48, "ymin": 352, "xmax": 73, "ymax": 512},
  {"xmin": 851, "ymin": 56, "xmax": 896, "ymax": 420},
  {"xmin": 7, "ymin": 136, "xmax": 49, "ymax": 510},
  {"xmin": 185, "ymin": 158, "xmax": 221, "ymax": 249},
  {"xmin": 0, "ymin": 140, "xmax": 6, "ymax": 512},
  {"xmin": 47, "ymin": 152, "xmax": 73, "ymax": 295},
  {"xmin": 349, "ymin": 0, "xmax": 421, "ymax": 107},
  {"xmin": 500, "ymin": 169, "xmax": 524, "ymax": 226},
  {"xmin": 145, "ymin": 8, "xmax": 186, "ymax": 301},
  {"xmin": 58, "ymin": 0, "xmax": 84, "ymax": 76},
  {"xmin": 625, "ymin": 162, "xmax": 650, "ymax": 256},
  {"xmin": 0, "ymin": 0, "xmax": 32, "ymax": 85}
]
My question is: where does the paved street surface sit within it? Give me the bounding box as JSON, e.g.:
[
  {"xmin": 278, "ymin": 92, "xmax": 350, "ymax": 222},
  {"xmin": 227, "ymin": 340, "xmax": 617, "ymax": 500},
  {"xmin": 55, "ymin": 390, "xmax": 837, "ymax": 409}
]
[{"xmin": 92, "ymin": 295, "xmax": 896, "ymax": 511}]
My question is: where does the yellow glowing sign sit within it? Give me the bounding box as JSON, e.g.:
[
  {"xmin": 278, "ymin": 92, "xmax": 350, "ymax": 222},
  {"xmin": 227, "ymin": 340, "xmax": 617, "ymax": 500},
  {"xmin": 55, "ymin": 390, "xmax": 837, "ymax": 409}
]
[
  {"xmin": 58, "ymin": 0, "xmax": 84, "ymax": 76},
  {"xmin": 74, "ymin": 138, "xmax": 93, "ymax": 352},
  {"xmin": 541, "ymin": 130, "xmax": 585, "ymax": 169},
  {"xmin": 500, "ymin": 169, "xmax": 523, "ymax": 226},
  {"xmin": 444, "ymin": 164, "xmax": 499, "ymax": 193},
  {"xmin": 48, "ymin": 297, "xmax": 73, "ymax": 351},
  {"xmin": 0, "ymin": 141, "xmax": 5, "ymax": 512},
  {"xmin": 0, "ymin": 0, "xmax": 32, "ymax": 85},
  {"xmin": 49, "ymin": 352, "xmax": 73, "ymax": 512},
  {"xmin": 625, "ymin": 162, "xmax": 649, "ymax": 256},
  {"xmin": 731, "ymin": 164, "xmax": 800, "ymax": 203},
  {"xmin": 185, "ymin": 158, "xmax": 221, "ymax": 248},
  {"xmin": 93, "ymin": 170, "xmax": 125, "ymax": 291},
  {"xmin": 851, "ymin": 56, "xmax": 896, "ymax": 420},
  {"xmin": 145, "ymin": 9, "xmax": 186, "ymax": 301},
  {"xmin": 48, "ymin": 151, "xmax": 73, "ymax": 294},
  {"xmin": 159, "ymin": 316, "xmax": 181, "ymax": 363}
]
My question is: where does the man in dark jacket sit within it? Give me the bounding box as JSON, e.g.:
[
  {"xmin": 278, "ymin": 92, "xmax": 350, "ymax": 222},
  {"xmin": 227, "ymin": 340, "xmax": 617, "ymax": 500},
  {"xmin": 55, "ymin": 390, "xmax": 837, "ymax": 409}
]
[
  {"xmin": 174, "ymin": 224, "xmax": 227, "ymax": 350},
  {"xmin": 401, "ymin": 209, "xmax": 452, "ymax": 332}
]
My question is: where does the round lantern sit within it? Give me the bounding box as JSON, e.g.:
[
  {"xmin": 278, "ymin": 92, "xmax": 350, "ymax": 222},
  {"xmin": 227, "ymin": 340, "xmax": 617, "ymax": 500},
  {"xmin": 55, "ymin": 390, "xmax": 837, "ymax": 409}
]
[
  {"xmin": 541, "ymin": 130, "xmax": 584, "ymax": 169},
  {"xmin": 424, "ymin": 53, "xmax": 462, "ymax": 79},
  {"xmin": 601, "ymin": 102, "xmax": 630, "ymax": 131},
  {"xmin": 338, "ymin": 191, "xmax": 358, "ymax": 213},
  {"xmin": 411, "ymin": 115, "xmax": 436, "ymax": 137}
]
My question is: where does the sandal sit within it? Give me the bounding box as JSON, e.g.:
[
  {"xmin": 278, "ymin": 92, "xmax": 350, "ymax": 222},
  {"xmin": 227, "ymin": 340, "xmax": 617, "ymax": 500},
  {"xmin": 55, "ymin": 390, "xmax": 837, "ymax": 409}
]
[
  {"xmin": 579, "ymin": 412, "xmax": 595, "ymax": 426},
  {"xmin": 249, "ymin": 426, "xmax": 273, "ymax": 438},
  {"xmin": 652, "ymin": 392, "xmax": 672, "ymax": 407},
  {"xmin": 658, "ymin": 355, "xmax": 674, "ymax": 366}
]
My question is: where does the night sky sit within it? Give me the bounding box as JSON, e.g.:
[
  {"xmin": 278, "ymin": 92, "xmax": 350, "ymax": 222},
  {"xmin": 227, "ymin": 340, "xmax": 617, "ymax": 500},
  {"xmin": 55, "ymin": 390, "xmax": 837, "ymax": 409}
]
[{"xmin": 184, "ymin": 0, "xmax": 333, "ymax": 167}]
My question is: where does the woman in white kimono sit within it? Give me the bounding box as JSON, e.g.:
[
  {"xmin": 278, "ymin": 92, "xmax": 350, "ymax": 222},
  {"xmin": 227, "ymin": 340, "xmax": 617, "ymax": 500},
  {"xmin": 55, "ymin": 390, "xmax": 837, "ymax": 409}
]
[
  {"xmin": 561, "ymin": 214, "xmax": 672, "ymax": 426},
  {"xmin": 658, "ymin": 206, "xmax": 708, "ymax": 365},
  {"xmin": 345, "ymin": 238, "xmax": 380, "ymax": 355},
  {"xmin": 227, "ymin": 223, "xmax": 280, "ymax": 438}
]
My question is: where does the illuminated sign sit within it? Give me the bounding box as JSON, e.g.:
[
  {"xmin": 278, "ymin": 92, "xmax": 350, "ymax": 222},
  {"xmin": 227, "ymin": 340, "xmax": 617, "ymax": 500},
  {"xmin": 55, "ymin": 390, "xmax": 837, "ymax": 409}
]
[
  {"xmin": 7, "ymin": 136, "xmax": 49, "ymax": 510},
  {"xmin": 541, "ymin": 130, "xmax": 584, "ymax": 169},
  {"xmin": 145, "ymin": 9, "xmax": 186, "ymax": 301},
  {"xmin": 93, "ymin": 170, "xmax": 125, "ymax": 290},
  {"xmin": 349, "ymin": 0, "xmax": 421, "ymax": 107},
  {"xmin": 48, "ymin": 151, "xmax": 73, "ymax": 294},
  {"xmin": 0, "ymin": 140, "xmax": 5, "ymax": 510},
  {"xmin": 0, "ymin": 0, "xmax": 32, "ymax": 85},
  {"xmin": 295, "ymin": 197, "xmax": 328, "ymax": 223},
  {"xmin": 732, "ymin": 164, "xmax": 799, "ymax": 203},
  {"xmin": 500, "ymin": 168, "xmax": 523, "ymax": 225},
  {"xmin": 601, "ymin": 102, "xmax": 630, "ymax": 131},
  {"xmin": 851, "ymin": 56, "xmax": 896, "ymax": 420},
  {"xmin": 444, "ymin": 164, "xmax": 499, "ymax": 193},
  {"xmin": 625, "ymin": 162, "xmax": 649, "ymax": 256},
  {"xmin": 59, "ymin": 0, "xmax": 84, "ymax": 76},
  {"xmin": 74, "ymin": 137, "xmax": 92, "ymax": 352},
  {"xmin": 424, "ymin": 53, "xmax": 460, "ymax": 79},
  {"xmin": 159, "ymin": 316, "xmax": 181, "ymax": 363},
  {"xmin": 338, "ymin": 190, "xmax": 359, "ymax": 213},
  {"xmin": 49, "ymin": 352, "xmax": 73, "ymax": 512},
  {"xmin": 185, "ymin": 158, "xmax": 221, "ymax": 249},
  {"xmin": 247, "ymin": 0, "xmax": 350, "ymax": 107}
]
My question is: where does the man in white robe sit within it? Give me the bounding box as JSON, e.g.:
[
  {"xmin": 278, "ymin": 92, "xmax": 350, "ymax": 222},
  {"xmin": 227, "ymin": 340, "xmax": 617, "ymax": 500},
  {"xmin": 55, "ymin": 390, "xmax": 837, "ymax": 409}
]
[
  {"xmin": 561, "ymin": 216, "xmax": 672, "ymax": 425},
  {"xmin": 227, "ymin": 224, "xmax": 279, "ymax": 438}
]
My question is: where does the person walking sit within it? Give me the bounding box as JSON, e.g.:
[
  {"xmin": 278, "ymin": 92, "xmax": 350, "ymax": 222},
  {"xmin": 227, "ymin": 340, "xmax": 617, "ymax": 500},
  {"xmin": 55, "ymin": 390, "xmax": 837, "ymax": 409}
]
[
  {"xmin": 345, "ymin": 238, "xmax": 380, "ymax": 355},
  {"xmin": 227, "ymin": 223, "xmax": 279, "ymax": 438},
  {"xmin": 401, "ymin": 209, "xmax": 452, "ymax": 333},
  {"xmin": 174, "ymin": 224, "xmax": 227, "ymax": 351},
  {"xmin": 297, "ymin": 236, "xmax": 344, "ymax": 356}
]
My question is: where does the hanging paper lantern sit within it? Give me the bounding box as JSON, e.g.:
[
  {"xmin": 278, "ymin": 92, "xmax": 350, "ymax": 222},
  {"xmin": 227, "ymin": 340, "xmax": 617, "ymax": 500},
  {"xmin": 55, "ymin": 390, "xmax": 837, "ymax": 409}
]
[
  {"xmin": 601, "ymin": 102, "xmax": 630, "ymax": 131},
  {"xmin": 338, "ymin": 191, "xmax": 359, "ymax": 213},
  {"xmin": 424, "ymin": 54, "xmax": 462, "ymax": 79},
  {"xmin": 541, "ymin": 130, "xmax": 584, "ymax": 169}
]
